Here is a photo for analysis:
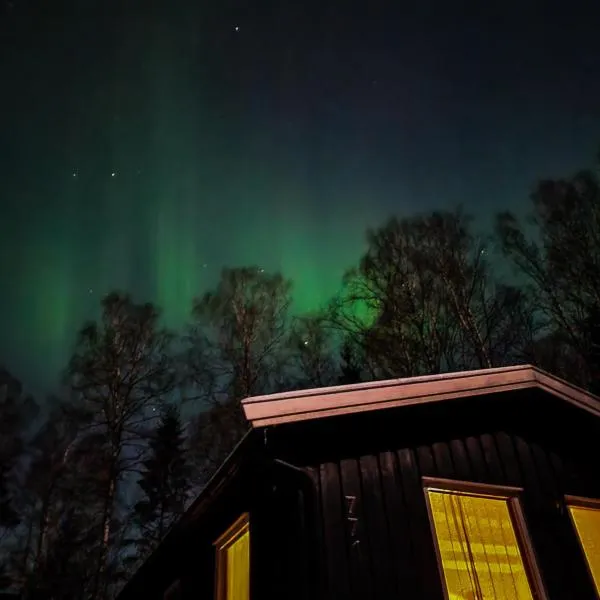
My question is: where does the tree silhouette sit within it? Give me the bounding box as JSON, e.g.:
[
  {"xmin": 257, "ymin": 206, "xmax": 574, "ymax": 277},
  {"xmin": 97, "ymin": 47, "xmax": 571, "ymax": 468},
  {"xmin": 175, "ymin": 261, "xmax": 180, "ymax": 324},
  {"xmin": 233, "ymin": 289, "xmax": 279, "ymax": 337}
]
[
  {"xmin": 186, "ymin": 267, "xmax": 292, "ymax": 485},
  {"xmin": 332, "ymin": 210, "xmax": 533, "ymax": 378},
  {"xmin": 287, "ymin": 315, "xmax": 338, "ymax": 389},
  {"xmin": 6, "ymin": 401, "xmax": 83, "ymax": 597},
  {"xmin": 337, "ymin": 337, "xmax": 366, "ymax": 385},
  {"xmin": 0, "ymin": 368, "xmax": 38, "ymax": 537},
  {"xmin": 497, "ymin": 157, "xmax": 600, "ymax": 387},
  {"xmin": 66, "ymin": 292, "xmax": 177, "ymax": 598},
  {"xmin": 132, "ymin": 404, "xmax": 189, "ymax": 561}
]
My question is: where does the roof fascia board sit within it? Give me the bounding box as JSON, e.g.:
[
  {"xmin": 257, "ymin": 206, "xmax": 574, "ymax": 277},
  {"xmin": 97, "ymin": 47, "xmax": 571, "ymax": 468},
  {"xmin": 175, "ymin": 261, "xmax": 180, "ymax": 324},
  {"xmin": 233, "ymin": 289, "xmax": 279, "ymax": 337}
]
[{"xmin": 242, "ymin": 365, "xmax": 600, "ymax": 427}]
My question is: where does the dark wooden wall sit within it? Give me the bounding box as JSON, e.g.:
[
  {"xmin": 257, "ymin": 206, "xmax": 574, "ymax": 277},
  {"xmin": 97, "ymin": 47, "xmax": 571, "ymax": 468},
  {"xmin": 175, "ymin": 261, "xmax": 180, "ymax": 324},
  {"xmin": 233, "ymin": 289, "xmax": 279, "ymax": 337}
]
[
  {"xmin": 252, "ymin": 463, "xmax": 318, "ymax": 600},
  {"xmin": 121, "ymin": 391, "xmax": 600, "ymax": 600},
  {"xmin": 268, "ymin": 391, "xmax": 600, "ymax": 600},
  {"xmin": 165, "ymin": 457, "xmax": 317, "ymax": 600},
  {"xmin": 303, "ymin": 431, "xmax": 599, "ymax": 600}
]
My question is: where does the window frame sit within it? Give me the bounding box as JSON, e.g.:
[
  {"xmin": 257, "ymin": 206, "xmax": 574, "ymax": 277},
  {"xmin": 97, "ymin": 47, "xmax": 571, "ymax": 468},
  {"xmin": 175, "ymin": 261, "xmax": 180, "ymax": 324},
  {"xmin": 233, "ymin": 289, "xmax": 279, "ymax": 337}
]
[
  {"xmin": 213, "ymin": 512, "xmax": 250, "ymax": 600},
  {"xmin": 422, "ymin": 477, "xmax": 547, "ymax": 600},
  {"xmin": 565, "ymin": 494, "xmax": 600, "ymax": 596}
]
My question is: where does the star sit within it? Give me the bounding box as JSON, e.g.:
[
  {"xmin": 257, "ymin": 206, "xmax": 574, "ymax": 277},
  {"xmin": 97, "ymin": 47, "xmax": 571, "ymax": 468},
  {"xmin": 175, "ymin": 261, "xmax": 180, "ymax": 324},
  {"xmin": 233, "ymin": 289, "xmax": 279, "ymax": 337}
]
[
  {"xmin": 111, "ymin": 172, "xmax": 116, "ymax": 177},
  {"xmin": 234, "ymin": 25, "xmax": 240, "ymax": 32},
  {"xmin": 72, "ymin": 172, "xmax": 77, "ymax": 178}
]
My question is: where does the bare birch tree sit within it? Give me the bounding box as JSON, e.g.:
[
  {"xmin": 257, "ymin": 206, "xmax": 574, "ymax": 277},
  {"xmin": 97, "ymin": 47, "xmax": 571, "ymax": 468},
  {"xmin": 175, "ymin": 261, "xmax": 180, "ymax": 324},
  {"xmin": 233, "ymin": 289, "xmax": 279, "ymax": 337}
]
[
  {"xmin": 186, "ymin": 267, "xmax": 292, "ymax": 485},
  {"xmin": 66, "ymin": 292, "xmax": 177, "ymax": 599},
  {"xmin": 496, "ymin": 159, "xmax": 600, "ymax": 387},
  {"xmin": 332, "ymin": 209, "xmax": 534, "ymax": 377}
]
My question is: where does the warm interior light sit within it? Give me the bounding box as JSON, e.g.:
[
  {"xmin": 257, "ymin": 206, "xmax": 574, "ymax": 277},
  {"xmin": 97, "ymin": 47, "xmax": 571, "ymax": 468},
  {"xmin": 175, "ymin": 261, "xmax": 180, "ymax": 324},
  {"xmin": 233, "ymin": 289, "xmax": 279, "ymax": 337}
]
[
  {"xmin": 214, "ymin": 514, "xmax": 250, "ymax": 600},
  {"xmin": 568, "ymin": 504, "xmax": 600, "ymax": 594},
  {"xmin": 427, "ymin": 490, "xmax": 534, "ymax": 600}
]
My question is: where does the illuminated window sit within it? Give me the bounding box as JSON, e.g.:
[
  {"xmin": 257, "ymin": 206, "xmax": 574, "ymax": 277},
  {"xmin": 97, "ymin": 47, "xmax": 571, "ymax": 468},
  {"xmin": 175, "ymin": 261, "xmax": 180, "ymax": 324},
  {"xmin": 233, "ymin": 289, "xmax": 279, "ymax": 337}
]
[
  {"xmin": 567, "ymin": 499, "xmax": 600, "ymax": 594},
  {"xmin": 214, "ymin": 513, "xmax": 250, "ymax": 600},
  {"xmin": 426, "ymin": 486, "xmax": 538, "ymax": 600}
]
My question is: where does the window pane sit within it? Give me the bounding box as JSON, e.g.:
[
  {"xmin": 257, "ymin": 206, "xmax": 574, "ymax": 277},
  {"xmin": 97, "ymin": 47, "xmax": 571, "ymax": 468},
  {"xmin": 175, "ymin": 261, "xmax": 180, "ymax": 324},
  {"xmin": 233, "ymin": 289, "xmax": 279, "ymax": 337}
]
[
  {"xmin": 569, "ymin": 505, "xmax": 600, "ymax": 594},
  {"xmin": 225, "ymin": 527, "xmax": 250, "ymax": 600},
  {"xmin": 215, "ymin": 515, "xmax": 250, "ymax": 600},
  {"xmin": 428, "ymin": 490, "xmax": 534, "ymax": 600}
]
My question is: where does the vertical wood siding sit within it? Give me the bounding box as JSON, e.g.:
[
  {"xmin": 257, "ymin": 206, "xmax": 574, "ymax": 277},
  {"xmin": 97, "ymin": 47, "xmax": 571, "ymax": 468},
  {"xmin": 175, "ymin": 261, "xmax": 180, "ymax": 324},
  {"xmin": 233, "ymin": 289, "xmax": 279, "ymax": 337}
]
[{"xmin": 307, "ymin": 430, "xmax": 600, "ymax": 600}]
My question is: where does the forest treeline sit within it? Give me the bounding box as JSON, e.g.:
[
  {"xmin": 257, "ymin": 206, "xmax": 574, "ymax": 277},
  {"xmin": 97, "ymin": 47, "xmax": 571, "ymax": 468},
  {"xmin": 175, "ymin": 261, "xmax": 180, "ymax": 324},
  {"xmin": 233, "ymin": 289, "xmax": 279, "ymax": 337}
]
[{"xmin": 1, "ymin": 156, "xmax": 600, "ymax": 599}]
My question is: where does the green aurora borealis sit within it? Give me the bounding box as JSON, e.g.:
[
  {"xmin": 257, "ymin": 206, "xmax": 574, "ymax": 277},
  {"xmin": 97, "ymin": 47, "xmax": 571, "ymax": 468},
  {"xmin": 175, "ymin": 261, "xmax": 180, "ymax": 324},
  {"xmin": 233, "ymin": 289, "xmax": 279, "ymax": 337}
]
[{"xmin": 2, "ymin": 2, "xmax": 600, "ymax": 393}]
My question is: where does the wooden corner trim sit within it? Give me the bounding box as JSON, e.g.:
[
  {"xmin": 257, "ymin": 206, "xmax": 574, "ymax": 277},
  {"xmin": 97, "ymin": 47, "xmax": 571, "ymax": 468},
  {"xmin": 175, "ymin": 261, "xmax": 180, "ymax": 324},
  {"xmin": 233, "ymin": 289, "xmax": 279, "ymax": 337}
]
[
  {"xmin": 565, "ymin": 494, "xmax": 600, "ymax": 509},
  {"xmin": 213, "ymin": 512, "xmax": 250, "ymax": 550}
]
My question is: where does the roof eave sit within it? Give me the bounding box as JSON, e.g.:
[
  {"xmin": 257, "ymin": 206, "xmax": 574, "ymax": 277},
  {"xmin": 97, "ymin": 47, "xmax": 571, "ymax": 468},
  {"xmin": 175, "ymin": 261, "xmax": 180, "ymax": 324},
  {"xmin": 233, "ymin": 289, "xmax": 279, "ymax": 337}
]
[{"xmin": 242, "ymin": 365, "xmax": 600, "ymax": 427}]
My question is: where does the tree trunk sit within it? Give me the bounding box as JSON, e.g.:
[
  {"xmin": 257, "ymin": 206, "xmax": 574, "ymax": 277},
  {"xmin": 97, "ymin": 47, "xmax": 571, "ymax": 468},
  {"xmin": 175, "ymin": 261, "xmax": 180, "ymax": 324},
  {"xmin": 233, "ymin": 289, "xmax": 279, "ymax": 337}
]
[
  {"xmin": 33, "ymin": 487, "xmax": 53, "ymax": 576},
  {"xmin": 19, "ymin": 514, "xmax": 34, "ymax": 598},
  {"xmin": 92, "ymin": 461, "xmax": 117, "ymax": 600}
]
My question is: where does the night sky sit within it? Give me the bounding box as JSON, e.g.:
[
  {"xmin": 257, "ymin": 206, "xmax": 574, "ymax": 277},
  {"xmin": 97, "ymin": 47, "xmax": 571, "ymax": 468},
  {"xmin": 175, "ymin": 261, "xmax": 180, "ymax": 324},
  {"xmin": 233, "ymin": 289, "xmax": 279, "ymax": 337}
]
[{"xmin": 2, "ymin": 1, "xmax": 600, "ymax": 394}]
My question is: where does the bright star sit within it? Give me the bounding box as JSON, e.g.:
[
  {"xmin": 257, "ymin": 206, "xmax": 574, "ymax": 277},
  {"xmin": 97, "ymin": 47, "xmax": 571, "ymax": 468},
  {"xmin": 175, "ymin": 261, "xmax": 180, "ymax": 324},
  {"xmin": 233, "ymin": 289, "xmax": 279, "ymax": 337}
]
[{"xmin": 234, "ymin": 25, "xmax": 239, "ymax": 32}]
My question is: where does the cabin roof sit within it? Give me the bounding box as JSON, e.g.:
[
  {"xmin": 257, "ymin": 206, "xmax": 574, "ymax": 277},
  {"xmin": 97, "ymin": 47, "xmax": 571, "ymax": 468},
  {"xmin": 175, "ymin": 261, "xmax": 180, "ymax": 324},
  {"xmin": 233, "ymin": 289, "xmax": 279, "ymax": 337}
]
[
  {"xmin": 119, "ymin": 365, "xmax": 600, "ymax": 598},
  {"xmin": 242, "ymin": 364, "xmax": 600, "ymax": 427}
]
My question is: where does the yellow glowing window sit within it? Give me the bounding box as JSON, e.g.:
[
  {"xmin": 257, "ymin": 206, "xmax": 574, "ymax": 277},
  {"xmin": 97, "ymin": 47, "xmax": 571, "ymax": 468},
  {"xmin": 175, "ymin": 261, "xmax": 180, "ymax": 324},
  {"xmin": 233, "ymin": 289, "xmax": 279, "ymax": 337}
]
[
  {"xmin": 427, "ymin": 489, "xmax": 536, "ymax": 600},
  {"xmin": 214, "ymin": 513, "xmax": 250, "ymax": 600},
  {"xmin": 568, "ymin": 502, "xmax": 600, "ymax": 594}
]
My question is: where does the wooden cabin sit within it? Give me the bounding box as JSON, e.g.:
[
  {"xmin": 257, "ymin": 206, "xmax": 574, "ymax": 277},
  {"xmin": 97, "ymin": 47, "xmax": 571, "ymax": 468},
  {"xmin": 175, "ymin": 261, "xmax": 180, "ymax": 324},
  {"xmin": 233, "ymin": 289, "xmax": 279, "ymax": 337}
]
[{"xmin": 118, "ymin": 365, "xmax": 600, "ymax": 600}]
